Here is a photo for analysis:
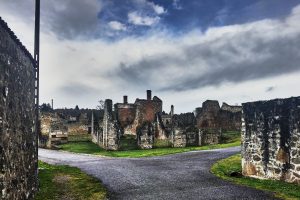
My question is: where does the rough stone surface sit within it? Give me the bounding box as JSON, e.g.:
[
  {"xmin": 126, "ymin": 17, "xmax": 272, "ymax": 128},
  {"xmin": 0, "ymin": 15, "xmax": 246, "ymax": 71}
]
[
  {"xmin": 172, "ymin": 128, "xmax": 187, "ymax": 148},
  {"xmin": 196, "ymin": 100, "xmax": 241, "ymax": 131},
  {"xmin": 242, "ymin": 96, "xmax": 300, "ymax": 184},
  {"xmin": 137, "ymin": 123, "xmax": 154, "ymax": 149},
  {"xmin": 0, "ymin": 17, "xmax": 37, "ymax": 199},
  {"xmin": 199, "ymin": 129, "xmax": 221, "ymax": 146},
  {"xmin": 92, "ymin": 100, "xmax": 120, "ymax": 150}
]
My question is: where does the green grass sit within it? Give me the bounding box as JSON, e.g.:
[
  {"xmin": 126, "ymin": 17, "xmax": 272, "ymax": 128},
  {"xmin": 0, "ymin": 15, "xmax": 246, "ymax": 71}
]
[
  {"xmin": 68, "ymin": 134, "xmax": 92, "ymax": 142},
  {"xmin": 119, "ymin": 135, "xmax": 138, "ymax": 150},
  {"xmin": 211, "ymin": 154, "xmax": 300, "ymax": 200},
  {"xmin": 35, "ymin": 161, "xmax": 107, "ymax": 200},
  {"xmin": 153, "ymin": 139, "xmax": 172, "ymax": 148},
  {"xmin": 58, "ymin": 131, "xmax": 240, "ymax": 158}
]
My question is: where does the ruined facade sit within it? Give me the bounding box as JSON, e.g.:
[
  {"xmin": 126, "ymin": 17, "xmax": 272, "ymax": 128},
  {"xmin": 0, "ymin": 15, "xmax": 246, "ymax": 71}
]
[
  {"xmin": 196, "ymin": 100, "xmax": 242, "ymax": 131},
  {"xmin": 242, "ymin": 96, "xmax": 300, "ymax": 184},
  {"xmin": 0, "ymin": 18, "xmax": 37, "ymax": 199},
  {"xmin": 92, "ymin": 99, "xmax": 120, "ymax": 150},
  {"xmin": 39, "ymin": 108, "xmax": 102, "ymax": 147},
  {"xmin": 92, "ymin": 91, "xmax": 241, "ymax": 150}
]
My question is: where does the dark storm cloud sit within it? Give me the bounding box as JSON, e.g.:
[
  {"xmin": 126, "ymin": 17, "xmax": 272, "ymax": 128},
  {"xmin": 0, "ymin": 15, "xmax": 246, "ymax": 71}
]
[
  {"xmin": 41, "ymin": 0, "xmax": 102, "ymax": 39},
  {"xmin": 59, "ymin": 82, "xmax": 97, "ymax": 96},
  {"xmin": 0, "ymin": 0, "xmax": 102, "ymax": 40},
  {"xmin": 114, "ymin": 8, "xmax": 300, "ymax": 91}
]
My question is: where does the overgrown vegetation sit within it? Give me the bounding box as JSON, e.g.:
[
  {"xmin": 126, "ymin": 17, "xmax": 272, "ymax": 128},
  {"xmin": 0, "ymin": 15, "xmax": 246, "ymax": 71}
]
[
  {"xmin": 58, "ymin": 131, "xmax": 240, "ymax": 158},
  {"xmin": 211, "ymin": 154, "xmax": 300, "ymax": 200},
  {"xmin": 35, "ymin": 161, "xmax": 107, "ymax": 200},
  {"xmin": 153, "ymin": 139, "xmax": 172, "ymax": 148},
  {"xmin": 119, "ymin": 135, "xmax": 138, "ymax": 150}
]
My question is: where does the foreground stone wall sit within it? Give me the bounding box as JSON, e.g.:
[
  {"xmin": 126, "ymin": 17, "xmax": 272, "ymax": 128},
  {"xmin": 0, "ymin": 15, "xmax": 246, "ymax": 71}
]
[
  {"xmin": 242, "ymin": 97, "xmax": 300, "ymax": 184},
  {"xmin": 0, "ymin": 18, "xmax": 37, "ymax": 199}
]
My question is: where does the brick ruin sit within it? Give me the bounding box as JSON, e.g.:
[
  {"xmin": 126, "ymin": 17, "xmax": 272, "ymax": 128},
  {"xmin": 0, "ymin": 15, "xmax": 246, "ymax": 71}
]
[
  {"xmin": 92, "ymin": 90, "xmax": 242, "ymax": 150},
  {"xmin": 0, "ymin": 18, "xmax": 38, "ymax": 199},
  {"xmin": 242, "ymin": 96, "xmax": 300, "ymax": 184}
]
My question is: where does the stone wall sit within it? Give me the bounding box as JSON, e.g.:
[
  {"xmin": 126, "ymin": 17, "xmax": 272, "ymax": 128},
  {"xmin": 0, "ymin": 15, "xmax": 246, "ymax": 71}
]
[
  {"xmin": 137, "ymin": 123, "xmax": 154, "ymax": 149},
  {"xmin": 172, "ymin": 128, "xmax": 186, "ymax": 148},
  {"xmin": 199, "ymin": 129, "xmax": 221, "ymax": 146},
  {"xmin": 94, "ymin": 99, "xmax": 120, "ymax": 150},
  {"xmin": 196, "ymin": 100, "xmax": 241, "ymax": 131},
  {"xmin": 242, "ymin": 97, "xmax": 300, "ymax": 184},
  {"xmin": 0, "ymin": 17, "xmax": 37, "ymax": 199}
]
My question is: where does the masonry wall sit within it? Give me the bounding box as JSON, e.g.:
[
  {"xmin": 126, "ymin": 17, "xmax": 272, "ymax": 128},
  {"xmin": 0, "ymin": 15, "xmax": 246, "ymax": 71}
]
[
  {"xmin": 0, "ymin": 18, "xmax": 37, "ymax": 199},
  {"xmin": 196, "ymin": 100, "xmax": 241, "ymax": 131},
  {"xmin": 242, "ymin": 97, "xmax": 300, "ymax": 184}
]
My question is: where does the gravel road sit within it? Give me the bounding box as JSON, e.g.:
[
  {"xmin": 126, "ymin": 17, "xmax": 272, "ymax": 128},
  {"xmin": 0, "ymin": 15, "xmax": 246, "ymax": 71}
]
[{"xmin": 39, "ymin": 147, "xmax": 278, "ymax": 200}]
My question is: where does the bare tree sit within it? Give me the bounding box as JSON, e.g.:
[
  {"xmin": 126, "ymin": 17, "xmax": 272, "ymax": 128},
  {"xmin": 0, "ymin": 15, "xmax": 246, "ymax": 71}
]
[{"xmin": 96, "ymin": 100, "xmax": 104, "ymax": 110}]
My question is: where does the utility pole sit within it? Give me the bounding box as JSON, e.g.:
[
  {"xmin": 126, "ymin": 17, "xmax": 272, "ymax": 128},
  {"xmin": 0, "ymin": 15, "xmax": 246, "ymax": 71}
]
[{"xmin": 34, "ymin": 0, "xmax": 40, "ymax": 185}]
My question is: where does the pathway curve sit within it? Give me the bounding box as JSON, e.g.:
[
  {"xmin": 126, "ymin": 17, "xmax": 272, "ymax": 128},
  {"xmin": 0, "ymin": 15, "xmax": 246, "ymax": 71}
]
[{"xmin": 39, "ymin": 147, "xmax": 278, "ymax": 200}]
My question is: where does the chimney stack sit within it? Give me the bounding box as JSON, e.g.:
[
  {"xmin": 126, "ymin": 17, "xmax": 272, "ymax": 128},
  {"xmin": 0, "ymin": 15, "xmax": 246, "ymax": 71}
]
[
  {"xmin": 171, "ymin": 105, "xmax": 174, "ymax": 116},
  {"xmin": 123, "ymin": 95, "xmax": 128, "ymax": 104},
  {"xmin": 147, "ymin": 90, "xmax": 152, "ymax": 101},
  {"xmin": 104, "ymin": 99, "xmax": 113, "ymax": 113},
  {"xmin": 51, "ymin": 99, "xmax": 53, "ymax": 109}
]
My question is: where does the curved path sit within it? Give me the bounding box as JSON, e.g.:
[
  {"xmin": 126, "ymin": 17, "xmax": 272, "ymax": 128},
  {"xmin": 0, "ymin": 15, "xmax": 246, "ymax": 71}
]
[{"xmin": 39, "ymin": 147, "xmax": 278, "ymax": 200}]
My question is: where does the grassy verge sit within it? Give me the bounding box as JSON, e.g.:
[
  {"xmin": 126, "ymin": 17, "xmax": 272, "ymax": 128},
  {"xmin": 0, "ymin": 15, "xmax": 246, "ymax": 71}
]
[
  {"xmin": 58, "ymin": 131, "xmax": 240, "ymax": 158},
  {"xmin": 35, "ymin": 161, "xmax": 107, "ymax": 200},
  {"xmin": 211, "ymin": 154, "xmax": 300, "ymax": 200}
]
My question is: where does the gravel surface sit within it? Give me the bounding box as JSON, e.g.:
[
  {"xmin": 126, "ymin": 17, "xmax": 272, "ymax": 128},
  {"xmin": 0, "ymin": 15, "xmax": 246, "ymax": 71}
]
[{"xmin": 39, "ymin": 147, "xmax": 279, "ymax": 200}]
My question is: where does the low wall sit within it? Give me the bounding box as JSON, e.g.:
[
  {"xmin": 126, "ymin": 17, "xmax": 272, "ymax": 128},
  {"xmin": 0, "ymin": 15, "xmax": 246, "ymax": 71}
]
[
  {"xmin": 242, "ymin": 96, "xmax": 300, "ymax": 183},
  {"xmin": 0, "ymin": 18, "xmax": 38, "ymax": 199}
]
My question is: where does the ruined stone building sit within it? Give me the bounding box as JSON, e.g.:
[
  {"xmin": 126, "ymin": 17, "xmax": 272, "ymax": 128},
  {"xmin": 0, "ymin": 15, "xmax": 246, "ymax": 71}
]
[
  {"xmin": 0, "ymin": 17, "xmax": 38, "ymax": 199},
  {"xmin": 39, "ymin": 108, "xmax": 102, "ymax": 147},
  {"xmin": 242, "ymin": 96, "xmax": 300, "ymax": 184},
  {"xmin": 92, "ymin": 90, "xmax": 242, "ymax": 150}
]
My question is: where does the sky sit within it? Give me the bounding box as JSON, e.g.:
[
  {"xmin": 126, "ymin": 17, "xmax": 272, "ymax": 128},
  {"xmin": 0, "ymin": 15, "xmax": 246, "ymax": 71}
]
[{"xmin": 0, "ymin": 0, "xmax": 300, "ymax": 113}]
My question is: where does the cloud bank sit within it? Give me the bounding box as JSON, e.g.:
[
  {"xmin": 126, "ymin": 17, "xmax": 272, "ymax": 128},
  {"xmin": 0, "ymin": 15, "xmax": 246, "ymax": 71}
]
[{"xmin": 0, "ymin": 0, "xmax": 299, "ymax": 112}]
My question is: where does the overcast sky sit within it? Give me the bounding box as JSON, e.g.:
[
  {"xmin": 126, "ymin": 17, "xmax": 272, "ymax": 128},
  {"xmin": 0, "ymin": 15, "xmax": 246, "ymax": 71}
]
[{"xmin": 1, "ymin": 0, "xmax": 300, "ymax": 113}]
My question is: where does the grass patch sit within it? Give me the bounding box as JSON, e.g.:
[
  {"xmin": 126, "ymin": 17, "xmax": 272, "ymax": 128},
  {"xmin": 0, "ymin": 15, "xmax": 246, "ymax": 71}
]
[
  {"xmin": 153, "ymin": 139, "xmax": 172, "ymax": 148},
  {"xmin": 58, "ymin": 131, "xmax": 240, "ymax": 158},
  {"xmin": 35, "ymin": 161, "xmax": 107, "ymax": 200},
  {"xmin": 211, "ymin": 154, "xmax": 300, "ymax": 200},
  {"xmin": 119, "ymin": 135, "xmax": 138, "ymax": 150},
  {"xmin": 68, "ymin": 134, "xmax": 92, "ymax": 142}
]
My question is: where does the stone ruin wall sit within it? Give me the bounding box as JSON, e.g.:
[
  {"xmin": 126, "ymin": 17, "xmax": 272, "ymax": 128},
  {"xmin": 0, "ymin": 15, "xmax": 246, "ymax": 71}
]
[
  {"xmin": 93, "ymin": 99, "xmax": 120, "ymax": 150},
  {"xmin": 0, "ymin": 18, "xmax": 37, "ymax": 199},
  {"xmin": 92, "ymin": 94, "xmax": 241, "ymax": 150},
  {"xmin": 196, "ymin": 100, "xmax": 242, "ymax": 132},
  {"xmin": 242, "ymin": 96, "xmax": 300, "ymax": 184}
]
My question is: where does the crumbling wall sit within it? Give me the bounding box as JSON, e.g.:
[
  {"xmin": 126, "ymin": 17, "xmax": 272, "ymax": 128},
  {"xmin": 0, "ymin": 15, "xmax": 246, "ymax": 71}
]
[
  {"xmin": 95, "ymin": 99, "xmax": 120, "ymax": 150},
  {"xmin": 219, "ymin": 110, "xmax": 242, "ymax": 131},
  {"xmin": 197, "ymin": 100, "xmax": 220, "ymax": 128},
  {"xmin": 115, "ymin": 103, "xmax": 136, "ymax": 135},
  {"xmin": 199, "ymin": 129, "xmax": 221, "ymax": 146},
  {"xmin": 242, "ymin": 97, "xmax": 300, "ymax": 184},
  {"xmin": 137, "ymin": 123, "xmax": 154, "ymax": 149},
  {"xmin": 196, "ymin": 100, "xmax": 241, "ymax": 131},
  {"xmin": 0, "ymin": 18, "xmax": 37, "ymax": 199},
  {"xmin": 172, "ymin": 128, "xmax": 186, "ymax": 148}
]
